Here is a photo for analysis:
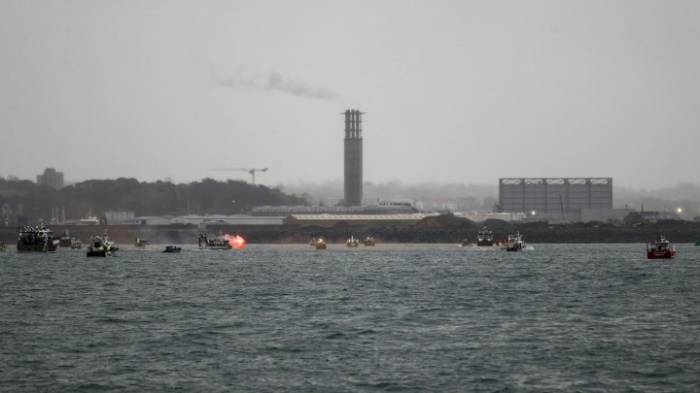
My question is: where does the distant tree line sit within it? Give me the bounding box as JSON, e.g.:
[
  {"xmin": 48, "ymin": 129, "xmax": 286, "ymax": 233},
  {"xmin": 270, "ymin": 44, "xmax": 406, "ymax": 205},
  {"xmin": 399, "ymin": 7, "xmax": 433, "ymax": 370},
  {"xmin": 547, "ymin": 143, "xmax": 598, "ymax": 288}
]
[{"xmin": 0, "ymin": 177, "xmax": 307, "ymax": 225}]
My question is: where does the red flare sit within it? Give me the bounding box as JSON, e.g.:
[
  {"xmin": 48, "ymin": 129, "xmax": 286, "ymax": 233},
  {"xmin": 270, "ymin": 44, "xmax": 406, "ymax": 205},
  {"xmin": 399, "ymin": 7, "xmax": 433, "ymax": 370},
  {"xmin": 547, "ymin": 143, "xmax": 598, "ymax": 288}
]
[{"xmin": 226, "ymin": 234, "xmax": 246, "ymax": 249}]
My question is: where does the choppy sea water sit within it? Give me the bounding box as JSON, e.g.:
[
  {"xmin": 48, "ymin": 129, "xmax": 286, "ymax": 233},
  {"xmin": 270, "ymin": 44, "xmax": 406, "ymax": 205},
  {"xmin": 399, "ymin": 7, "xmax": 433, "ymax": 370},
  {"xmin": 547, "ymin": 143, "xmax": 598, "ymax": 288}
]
[{"xmin": 2, "ymin": 243, "xmax": 700, "ymax": 392}]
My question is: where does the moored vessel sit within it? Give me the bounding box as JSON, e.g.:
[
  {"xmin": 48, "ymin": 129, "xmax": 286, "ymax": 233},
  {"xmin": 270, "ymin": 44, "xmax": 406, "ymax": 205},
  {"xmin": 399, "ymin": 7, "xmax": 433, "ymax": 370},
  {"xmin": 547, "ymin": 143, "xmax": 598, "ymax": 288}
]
[
  {"xmin": 477, "ymin": 227, "xmax": 494, "ymax": 247},
  {"xmin": 504, "ymin": 232, "xmax": 525, "ymax": 251},
  {"xmin": 646, "ymin": 234, "xmax": 676, "ymax": 259},
  {"xmin": 17, "ymin": 223, "xmax": 60, "ymax": 252},
  {"xmin": 364, "ymin": 235, "xmax": 375, "ymax": 246}
]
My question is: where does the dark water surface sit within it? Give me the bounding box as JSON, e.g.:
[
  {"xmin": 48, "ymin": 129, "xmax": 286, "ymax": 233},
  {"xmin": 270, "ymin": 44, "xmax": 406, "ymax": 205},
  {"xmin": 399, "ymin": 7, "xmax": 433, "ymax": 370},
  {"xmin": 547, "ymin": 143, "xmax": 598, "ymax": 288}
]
[{"xmin": 2, "ymin": 244, "xmax": 700, "ymax": 392}]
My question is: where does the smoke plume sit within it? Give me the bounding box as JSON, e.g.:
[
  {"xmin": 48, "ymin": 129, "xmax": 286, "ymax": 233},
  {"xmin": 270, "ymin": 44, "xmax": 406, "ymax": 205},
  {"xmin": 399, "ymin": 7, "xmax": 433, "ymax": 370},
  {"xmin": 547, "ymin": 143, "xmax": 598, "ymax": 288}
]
[{"xmin": 215, "ymin": 70, "xmax": 340, "ymax": 100}]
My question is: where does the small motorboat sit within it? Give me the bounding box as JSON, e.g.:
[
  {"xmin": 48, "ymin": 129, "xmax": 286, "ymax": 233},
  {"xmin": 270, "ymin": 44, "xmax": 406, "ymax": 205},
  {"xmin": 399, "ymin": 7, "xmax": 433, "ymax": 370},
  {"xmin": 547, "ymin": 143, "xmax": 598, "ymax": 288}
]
[
  {"xmin": 647, "ymin": 234, "xmax": 676, "ymax": 259},
  {"xmin": 70, "ymin": 239, "xmax": 83, "ymax": 249},
  {"xmin": 87, "ymin": 231, "xmax": 118, "ymax": 257},
  {"xmin": 460, "ymin": 238, "xmax": 471, "ymax": 247},
  {"xmin": 504, "ymin": 232, "xmax": 525, "ymax": 251},
  {"xmin": 134, "ymin": 237, "xmax": 149, "ymax": 248},
  {"xmin": 163, "ymin": 245, "xmax": 181, "ymax": 253}
]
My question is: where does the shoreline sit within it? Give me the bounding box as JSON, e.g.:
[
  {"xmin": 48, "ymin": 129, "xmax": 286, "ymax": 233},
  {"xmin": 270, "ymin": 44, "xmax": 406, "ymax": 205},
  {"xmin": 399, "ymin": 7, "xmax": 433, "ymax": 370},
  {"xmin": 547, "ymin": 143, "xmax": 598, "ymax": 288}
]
[{"xmin": 2, "ymin": 222, "xmax": 699, "ymax": 245}]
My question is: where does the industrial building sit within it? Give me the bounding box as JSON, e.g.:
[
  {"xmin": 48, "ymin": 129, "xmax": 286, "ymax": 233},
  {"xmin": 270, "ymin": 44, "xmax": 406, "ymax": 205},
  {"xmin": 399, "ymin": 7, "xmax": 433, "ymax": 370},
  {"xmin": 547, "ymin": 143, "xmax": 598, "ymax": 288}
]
[
  {"xmin": 343, "ymin": 109, "xmax": 363, "ymax": 206},
  {"xmin": 37, "ymin": 168, "xmax": 64, "ymax": 189},
  {"xmin": 498, "ymin": 178, "xmax": 613, "ymax": 222}
]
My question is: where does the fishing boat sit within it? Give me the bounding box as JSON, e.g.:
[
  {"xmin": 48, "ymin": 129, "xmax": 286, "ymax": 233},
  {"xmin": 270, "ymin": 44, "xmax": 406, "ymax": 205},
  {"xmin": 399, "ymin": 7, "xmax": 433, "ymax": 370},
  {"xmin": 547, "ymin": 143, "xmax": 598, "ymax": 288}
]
[
  {"xmin": 134, "ymin": 237, "xmax": 149, "ymax": 248},
  {"xmin": 347, "ymin": 235, "xmax": 359, "ymax": 247},
  {"xmin": 59, "ymin": 230, "xmax": 73, "ymax": 248},
  {"xmin": 17, "ymin": 223, "xmax": 60, "ymax": 252},
  {"xmin": 59, "ymin": 230, "xmax": 82, "ymax": 249},
  {"xmin": 198, "ymin": 231, "xmax": 232, "ymax": 250},
  {"xmin": 86, "ymin": 231, "xmax": 118, "ymax": 257},
  {"xmin": 646, "ymin": 234, "xmax": 676, "ymax": 259},
  {"xmin": 504, "ymin": 232, "xmax": 525, "ymax": 251},
  {"xmin": 163, "ymin": 245, "xmax": 181, "ymax": 253},
  {"xmin": 477, "ymin": 227, "xmax": 494, "ymax": 247},
  {"xmin": 315, "ymin": 237, "xmax": 327, "ymax": 250},
  {"xmin": 70, "ymin": 239, "xmax": 83, "ymax": 249},
  {"xmin": 364, "ymin": 235, "xmax": 375, "ymax": 246}
]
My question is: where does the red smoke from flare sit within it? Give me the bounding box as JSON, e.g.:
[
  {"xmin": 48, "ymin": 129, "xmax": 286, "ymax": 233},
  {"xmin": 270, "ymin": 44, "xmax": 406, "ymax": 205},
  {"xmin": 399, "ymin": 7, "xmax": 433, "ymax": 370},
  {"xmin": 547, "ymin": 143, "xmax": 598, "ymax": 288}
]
[{"xmin": 225, "ymin": 234, "xmax": 246, "ymax": 249}]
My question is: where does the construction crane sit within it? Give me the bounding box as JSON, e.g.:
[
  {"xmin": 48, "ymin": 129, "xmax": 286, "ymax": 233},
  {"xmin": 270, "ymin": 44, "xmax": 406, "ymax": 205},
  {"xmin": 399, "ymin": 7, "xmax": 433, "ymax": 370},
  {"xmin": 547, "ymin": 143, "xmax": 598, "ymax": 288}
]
[{"xmin": 211, "ymin": 167, "xmax": 268, "ymax": 185}]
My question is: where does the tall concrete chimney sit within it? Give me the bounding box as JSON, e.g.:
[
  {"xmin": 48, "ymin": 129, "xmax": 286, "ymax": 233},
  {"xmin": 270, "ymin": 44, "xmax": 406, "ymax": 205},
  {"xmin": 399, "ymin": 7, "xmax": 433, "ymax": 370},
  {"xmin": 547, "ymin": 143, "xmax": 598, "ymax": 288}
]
[{"xmin": 343, "ymin": 109, "xmax": 363, "ymax": 206}]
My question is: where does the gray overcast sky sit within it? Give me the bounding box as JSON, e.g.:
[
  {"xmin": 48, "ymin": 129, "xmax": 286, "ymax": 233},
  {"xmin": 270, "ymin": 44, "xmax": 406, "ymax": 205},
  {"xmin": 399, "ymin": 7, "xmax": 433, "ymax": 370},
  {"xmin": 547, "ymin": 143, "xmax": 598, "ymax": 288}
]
[{"xmin": 1, "ymin": 0, "xmax": 699, "ymax": 189}]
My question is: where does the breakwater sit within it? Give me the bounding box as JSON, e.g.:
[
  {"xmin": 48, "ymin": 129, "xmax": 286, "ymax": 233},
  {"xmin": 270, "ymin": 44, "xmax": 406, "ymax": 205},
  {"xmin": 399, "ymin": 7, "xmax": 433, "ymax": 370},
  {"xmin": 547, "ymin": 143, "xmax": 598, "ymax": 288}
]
[{"xmin": 1, "ymin": 222, "xmax": 699, "ymax": 245}]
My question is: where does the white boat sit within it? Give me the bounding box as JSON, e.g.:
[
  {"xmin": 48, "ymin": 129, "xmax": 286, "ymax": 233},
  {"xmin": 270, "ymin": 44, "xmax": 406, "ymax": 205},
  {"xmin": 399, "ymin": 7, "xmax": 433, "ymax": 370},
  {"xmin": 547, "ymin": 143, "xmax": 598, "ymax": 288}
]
[
  {"xmin": 87, "ymin": 231, "xmax": 118, "ymax": 257},
  {"xmin": 346, "ymin": 235, "xmax": 359, "ymax": 247},
  {"xmin": 504, "ymin": 232, "xmax": 525, "ymax": 251}
]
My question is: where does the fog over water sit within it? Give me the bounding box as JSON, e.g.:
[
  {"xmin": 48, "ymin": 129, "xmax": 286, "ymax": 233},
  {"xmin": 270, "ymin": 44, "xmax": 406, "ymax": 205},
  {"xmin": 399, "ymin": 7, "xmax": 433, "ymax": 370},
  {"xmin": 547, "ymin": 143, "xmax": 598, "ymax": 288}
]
[{"xmin": 1, "ymin": 1, "xmax": 699, "ymax": 188}]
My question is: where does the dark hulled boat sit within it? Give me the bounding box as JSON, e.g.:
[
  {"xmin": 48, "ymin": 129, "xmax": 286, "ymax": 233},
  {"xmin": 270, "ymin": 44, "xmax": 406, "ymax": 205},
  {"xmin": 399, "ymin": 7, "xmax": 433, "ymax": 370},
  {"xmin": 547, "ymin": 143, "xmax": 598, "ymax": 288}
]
[
  {"xmin": 59, "ymin": 230, "xmax": 73, "ymax": 248},
  {"xmin": 17, "ymin": 224, "xmax": 60, "ymax": 252},
  {"xmin": 477, "ymin": 227, "xmax": 494, "ymax": 247},
  {"xmin": 163, "ymin": 245, "xmax": 181, "ymax": 253},
  {"xmin": 198, "ymin": 231, "xmax": 232, "ymax": 250}
]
